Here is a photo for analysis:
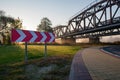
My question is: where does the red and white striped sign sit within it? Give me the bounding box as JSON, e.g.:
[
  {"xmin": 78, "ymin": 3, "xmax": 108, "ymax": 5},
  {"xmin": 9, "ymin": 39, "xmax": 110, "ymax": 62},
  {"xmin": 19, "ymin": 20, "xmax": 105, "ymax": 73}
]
[{"xmin": 11, "ymin": 29, "xmax": 55, "ymax": 42}]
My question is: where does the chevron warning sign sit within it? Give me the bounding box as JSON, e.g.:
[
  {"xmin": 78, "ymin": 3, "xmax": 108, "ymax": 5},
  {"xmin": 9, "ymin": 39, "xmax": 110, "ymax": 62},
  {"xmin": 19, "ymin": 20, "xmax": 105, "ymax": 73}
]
[{"xmin": 11, "ymin": 29, "xmax": 55, "ymax": 42}]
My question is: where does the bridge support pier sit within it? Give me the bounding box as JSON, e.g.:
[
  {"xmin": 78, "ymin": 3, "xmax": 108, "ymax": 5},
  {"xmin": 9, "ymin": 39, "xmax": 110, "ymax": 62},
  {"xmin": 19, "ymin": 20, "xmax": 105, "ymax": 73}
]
[
  {"xmin": 89, "ymin": 37, "xmax": 100, "ymax": 43},
  {"xmin": 55, "ymin": 38, "xmax": 76, "ymax": 44}
]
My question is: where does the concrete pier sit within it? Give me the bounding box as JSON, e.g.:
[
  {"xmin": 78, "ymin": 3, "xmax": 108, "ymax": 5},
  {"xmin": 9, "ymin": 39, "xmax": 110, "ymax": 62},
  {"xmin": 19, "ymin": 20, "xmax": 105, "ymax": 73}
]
[
  {"xmin": 55, "ymin": 38, "xmax": 76, "ymax": 44},
  {"xmin": 89, "ymin": 37, "xmax": 100, "ymax": 43}
]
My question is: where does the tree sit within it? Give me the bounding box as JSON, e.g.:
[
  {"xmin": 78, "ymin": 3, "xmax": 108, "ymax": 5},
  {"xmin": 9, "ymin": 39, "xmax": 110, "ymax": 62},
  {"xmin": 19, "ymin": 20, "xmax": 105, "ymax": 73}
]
[
  {"xmin": 0, "ymin": 10, "xmax": 23, "ymax": 45},
  {"xmin": 11, "ymin": 17, "xmax": 22, "ymax": 29},
  {"xmin": 37, "ymin": 17, "xmax": 53, "ymax": 32},
  {"xmin": 0, "ymin": 16, "xmax": 15, "ymax": 30}
]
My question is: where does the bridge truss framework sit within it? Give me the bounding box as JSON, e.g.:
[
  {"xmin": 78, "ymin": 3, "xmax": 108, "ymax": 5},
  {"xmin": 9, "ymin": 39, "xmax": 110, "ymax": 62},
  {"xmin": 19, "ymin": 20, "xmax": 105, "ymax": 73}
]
[{"xmin": 53, "ymin": 0, "xmax": 120, "ymax": 39}]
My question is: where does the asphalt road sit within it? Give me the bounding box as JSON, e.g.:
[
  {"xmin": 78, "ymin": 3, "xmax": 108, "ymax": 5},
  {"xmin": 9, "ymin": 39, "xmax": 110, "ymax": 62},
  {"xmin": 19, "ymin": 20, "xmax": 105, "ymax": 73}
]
[{"xmin": 102, "ymin": 45, "xmax": 120, "ymax": 57}]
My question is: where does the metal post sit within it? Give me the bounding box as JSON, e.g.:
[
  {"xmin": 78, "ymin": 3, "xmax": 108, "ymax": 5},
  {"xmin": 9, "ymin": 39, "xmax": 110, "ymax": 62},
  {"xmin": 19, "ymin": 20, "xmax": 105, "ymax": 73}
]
[
  {"xmin": 93, "ymin": 7, "xmax": 96, "ymax": 28},
  {"xmin": 44, "ymin": 19, "xmax": 47, "ymax": 58},
  {"xmin": 110, "ymin": 1, "xmax": 112, "ymax": 24},
  {"xmin": 25, "ymin": 42, "xmax": 28, "ymax": 63},
  {"xmin": 44, "ymin": 42, "xmax": 47, "ymax": 57}
]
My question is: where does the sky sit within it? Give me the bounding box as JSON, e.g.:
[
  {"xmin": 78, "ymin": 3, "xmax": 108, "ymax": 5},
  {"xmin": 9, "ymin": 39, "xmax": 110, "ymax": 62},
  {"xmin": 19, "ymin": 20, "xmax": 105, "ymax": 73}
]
[{"xmin": 0, "ymin": 0, "xmax": 97, "ymax": 31}]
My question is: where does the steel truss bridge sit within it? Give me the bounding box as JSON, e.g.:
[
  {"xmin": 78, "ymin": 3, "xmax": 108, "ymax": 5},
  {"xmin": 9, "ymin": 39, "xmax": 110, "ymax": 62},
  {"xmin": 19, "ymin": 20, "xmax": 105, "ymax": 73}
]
[{"xmin": 53, "ymin": 0, "xmax": 120, "ymax": 39}]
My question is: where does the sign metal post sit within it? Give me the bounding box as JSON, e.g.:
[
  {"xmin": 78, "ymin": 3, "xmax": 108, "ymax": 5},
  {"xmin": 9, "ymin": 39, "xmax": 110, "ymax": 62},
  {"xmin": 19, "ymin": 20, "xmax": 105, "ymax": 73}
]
[
  {"xmin": 25, "ymin": 42, "xmax": 28, "ymax": 63},
  {"xmin": 44, "ymin": 42, "xmax": 47, "ymax": 57},
  {"xmin": 44, "ymin": 21, "xmax": 47, "ymax": 58}
]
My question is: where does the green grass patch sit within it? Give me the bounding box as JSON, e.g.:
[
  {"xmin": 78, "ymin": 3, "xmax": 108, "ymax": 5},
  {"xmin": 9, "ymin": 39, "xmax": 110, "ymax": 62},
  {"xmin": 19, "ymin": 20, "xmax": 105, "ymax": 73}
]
[
  {"xmin": 0, "ymin": 45, "xmax": 80, "ymax": 80},
  {"xmin": 0, "ymin": 45, "xmax": 80, "ymax": 65},
  {"xmin": 0, "ymin": 45, "xmax": 24, "ymax": 64}
]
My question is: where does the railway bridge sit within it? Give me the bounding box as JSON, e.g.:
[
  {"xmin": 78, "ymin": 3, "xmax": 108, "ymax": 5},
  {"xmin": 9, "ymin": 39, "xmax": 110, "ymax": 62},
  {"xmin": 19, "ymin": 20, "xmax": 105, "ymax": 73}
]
[{"xmin": 53, "ymin": 0, "xmax": 120, "ymax": 44}]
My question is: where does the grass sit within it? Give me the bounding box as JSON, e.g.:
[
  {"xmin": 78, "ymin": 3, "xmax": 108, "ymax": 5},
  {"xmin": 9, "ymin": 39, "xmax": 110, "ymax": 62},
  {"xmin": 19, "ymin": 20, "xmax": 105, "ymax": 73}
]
[
  {"xmin": 0, "ymin": 45, "xmax": 80, "ymax": 80},
  {"xmin": 0, "ymin": 45, "xmax": 80, "ymax": 65},
  {"xmin": 0, "ymin": 45, "xmax": 24, "ymax": 64}
]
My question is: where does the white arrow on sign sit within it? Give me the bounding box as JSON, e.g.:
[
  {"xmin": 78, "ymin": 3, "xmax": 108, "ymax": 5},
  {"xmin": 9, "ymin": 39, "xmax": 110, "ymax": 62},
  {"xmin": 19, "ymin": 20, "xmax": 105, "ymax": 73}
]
[
  {"xmin": 29, "ymin": 31, "xmax": 37, "ymax": 42},
  {"xmin": 16, "ymin": 30, "xmax": 26, "ymax": 42},
  {"xmin": 40, "ymin": 32, "xmax": 47, "ymax": 42},
  {"xmin": 49, "ymin": 33, "xmax": 55, "ymax": 42}
]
